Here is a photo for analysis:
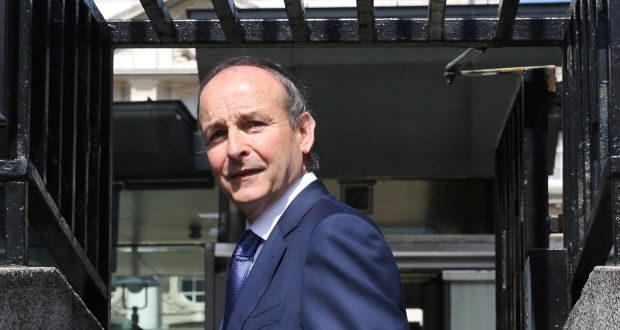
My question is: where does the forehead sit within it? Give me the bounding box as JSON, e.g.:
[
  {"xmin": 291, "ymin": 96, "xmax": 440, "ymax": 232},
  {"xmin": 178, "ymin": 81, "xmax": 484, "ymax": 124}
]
[{"xmin": 200, "ymin": 66, "xmax": 286, "ymax": 118}]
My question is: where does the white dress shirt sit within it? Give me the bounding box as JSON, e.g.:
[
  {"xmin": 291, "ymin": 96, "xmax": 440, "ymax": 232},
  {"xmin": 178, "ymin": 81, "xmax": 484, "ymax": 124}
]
[{"xmin": 247, "ymin": 172, "xmax": 317, "ymax": 263}]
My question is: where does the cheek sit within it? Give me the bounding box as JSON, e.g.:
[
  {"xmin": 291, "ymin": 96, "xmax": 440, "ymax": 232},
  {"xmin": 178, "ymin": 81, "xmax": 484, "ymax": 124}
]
[{"xmin": 206, "ymin": 149, "xmax": 225, "ymax": 171}]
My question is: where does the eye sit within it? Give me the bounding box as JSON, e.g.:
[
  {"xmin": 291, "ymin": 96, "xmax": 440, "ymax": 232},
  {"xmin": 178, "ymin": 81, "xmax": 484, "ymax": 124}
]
[
  {"xmin": 247, "ymin": 121, "xmax": 266, "ymax": 130},
  {"xmin": 207, "ymin": 129, "xmax": 226, "ymax": 144}
]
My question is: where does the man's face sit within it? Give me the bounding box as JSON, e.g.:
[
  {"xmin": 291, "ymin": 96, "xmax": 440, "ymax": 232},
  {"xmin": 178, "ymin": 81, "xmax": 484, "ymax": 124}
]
[{"xmin": 199, "ymin": 66, "xmax": 315, "ymax": 221}]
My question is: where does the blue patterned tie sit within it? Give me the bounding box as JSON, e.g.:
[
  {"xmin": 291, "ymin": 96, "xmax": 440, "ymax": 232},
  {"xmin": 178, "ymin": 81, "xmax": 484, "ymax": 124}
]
[{"xmin": 223, "ymin": 230, "xmax": 263, "ymax": 329}]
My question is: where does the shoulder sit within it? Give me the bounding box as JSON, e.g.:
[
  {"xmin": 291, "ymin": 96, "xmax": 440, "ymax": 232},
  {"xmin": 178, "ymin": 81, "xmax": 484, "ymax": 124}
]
[
  {"xmin": 299, "ymin": 197, "xmax": 408, "ymax": 329},
  {"xmin": 302, "ymin": 196, "xmax": 393, "ymax": 265},
  {"xmin": 306, "ymin": 195, "xmax": 383, "ymax": 238}
]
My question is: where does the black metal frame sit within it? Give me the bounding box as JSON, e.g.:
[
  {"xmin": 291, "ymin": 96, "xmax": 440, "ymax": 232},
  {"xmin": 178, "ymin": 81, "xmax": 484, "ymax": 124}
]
[
  {"xmin": 1, "ymin": 0, "xmax": 112, "ymax": 327},
  {"xmin": 109, "ymin": 1, "xmax": 566, "ymax": 48},
  {"xmin": 110, "ymin": 16, "xmax": 565, "ymax": 48}
]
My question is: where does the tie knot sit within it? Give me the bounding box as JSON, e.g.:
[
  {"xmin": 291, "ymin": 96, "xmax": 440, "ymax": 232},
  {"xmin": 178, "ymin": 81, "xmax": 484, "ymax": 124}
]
[{"xmin": 234, "ymin": 230, "xmax": 263, "ymax": 258}]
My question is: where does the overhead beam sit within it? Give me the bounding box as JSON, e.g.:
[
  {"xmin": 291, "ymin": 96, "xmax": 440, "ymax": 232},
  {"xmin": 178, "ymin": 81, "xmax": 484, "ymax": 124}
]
[
  {"xmin": 211, "ymin": 0, "xmax": 243, "ymax": 43},
  {"xmin": 110, "ymin": 17, "xmax": 565, "ymax": 47},
  {"xmin": 495, "ymin": 0, "xmax": 520, "ymax": 40},
  {"xmin": 284, "ymin": 0, "xmax": 309, "ymax": 42},
  {"xmin": 356, "ymin": 0, "xmax": 375, "ymax": 42},
  {"xmin": 138, "ymin": 0, "xmax": 177, "ymax": 42},
  {"xmin": 427, "ymin": 0, "xmax": 447, "ymax": 40}
]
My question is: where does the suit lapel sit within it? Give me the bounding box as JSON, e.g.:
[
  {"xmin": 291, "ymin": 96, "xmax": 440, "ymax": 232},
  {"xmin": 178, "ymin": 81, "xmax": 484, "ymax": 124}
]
[{"xmin": 226, "ymin": 180, "xmax": 329, "ymax": 329}]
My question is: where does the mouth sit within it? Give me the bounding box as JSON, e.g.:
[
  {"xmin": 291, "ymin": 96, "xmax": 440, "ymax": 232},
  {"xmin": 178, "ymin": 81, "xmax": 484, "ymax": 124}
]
[{"xmin": 227, "ymin": 168, "xmax": 263, "ymax": 180}]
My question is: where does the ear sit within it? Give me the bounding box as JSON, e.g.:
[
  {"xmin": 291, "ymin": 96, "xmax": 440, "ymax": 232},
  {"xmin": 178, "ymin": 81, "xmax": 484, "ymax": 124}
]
[{"xmin": 297, "ymin": 112, "xmax": 315, "ymax": 155}]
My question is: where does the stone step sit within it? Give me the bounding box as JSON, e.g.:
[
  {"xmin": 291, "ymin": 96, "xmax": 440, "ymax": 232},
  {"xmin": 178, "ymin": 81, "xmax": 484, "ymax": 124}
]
[
  {"xmin": 565, "ymin": 266, "xmax": 620, "ymax": 329},
  {"xmin": 0, "ymin": 267, "xmax": 102, "ymax": 329}
]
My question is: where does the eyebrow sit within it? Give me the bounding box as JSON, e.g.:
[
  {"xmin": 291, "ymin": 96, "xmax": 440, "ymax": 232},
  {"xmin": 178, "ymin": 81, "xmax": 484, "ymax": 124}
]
[
  {"xmin": 203, "ymin": 119, "xmax": 225, "ymax": 135},
  {"xmin": 203, "ymin": 110, "xmax": 272, "ymax": 133}
]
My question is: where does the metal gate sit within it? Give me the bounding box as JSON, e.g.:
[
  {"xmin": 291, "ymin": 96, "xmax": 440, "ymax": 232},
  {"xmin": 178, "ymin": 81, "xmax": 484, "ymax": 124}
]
[{"xmin": 0, "ymin": 0, "xmax": 112, "ymax": 326}]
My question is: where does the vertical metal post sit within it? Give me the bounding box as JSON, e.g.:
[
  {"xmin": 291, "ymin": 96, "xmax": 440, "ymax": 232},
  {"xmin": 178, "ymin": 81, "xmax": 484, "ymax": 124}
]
[
  {"xmin": 522, "ymin": 69, "xmax": 551, "ymax": 251},
  {"xmin": 585, "ymin": 0, "xmax": 601, "ymax": 197},
  {"xmin": 4, "ymin": 0, "xmax": 34, "ymax": 267},
  {"xmin": 573, "ymin": 0, "xmax": 588, "ymax": 249},
  {"xmin": 596, "ymin": 0, "xmax": 610, "ymax": 169},
  {"xmin": 47, "ymin": 0, "xmax": 66, "ymax": 203},
  {"xmin": 205, "ymin": 243, "xmax": 215, "ymax": 330},
  {"xmin": 577, "ymin": 0, "xmax": 593, "ymax": 230},
  {"xmin": 563, "ymin": 16, "xmax": 579, "ymax": 276},
  {"xmin": 74, "ymin": 1, "xmax": 92, "ymax": 249},
  {"xmin": 110, "ymin": 183, "xmax": 122, "ymax": 274},
  {"xmin": 0, "ymin": 0, "xmax": 10, "ymax": 123},
  {"xmin": 12, "ymin": 0, "xmax": 32, "ymax": 161},
  {"xmin": 61, "ymin": 0, "xmax": 79, "ymax": 230},
  {"xmin": 4, "ymin": 181, "xmax": 29, "ymax": 265},
  {"xmin": 98, "ymin": 30, "xmax": 114, "ymax": 290},
  {"xmin": 607, "ymin": 0, "xmax": 620, "ymax": 263},
  {"xmin": 612, "ymin": 179, "xmax": 620, "ymax": 264},
  {"xmin": 218, "ymin": 191, "xmax": 244, "ymax": 243},
  {"xmin": 86, "ymin": 20, "xmax": 103, "ymax": 270},
  {"xmin": 30, "ymin": 0, "xmax": 51, "ymax": 180},
  {"xmin": 527, "ymin": 249, "xmax": 569, "ymax": 329},
  {"xmin": 217, "ymin": 191, "xmax": 230, "ymax": 242}
]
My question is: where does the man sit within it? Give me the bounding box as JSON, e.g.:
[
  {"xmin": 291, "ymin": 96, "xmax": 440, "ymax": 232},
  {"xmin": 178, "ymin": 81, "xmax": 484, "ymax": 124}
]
[{"xmin": 198, "ymin": 56, "xmax": 408, "ymax": 330}]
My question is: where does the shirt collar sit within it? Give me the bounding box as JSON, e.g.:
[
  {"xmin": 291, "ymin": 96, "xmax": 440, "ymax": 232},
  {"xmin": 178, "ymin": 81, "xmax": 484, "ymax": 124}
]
[{"xmin": 248, "ymin": 172, "xmax": 318, "ymax": 241}]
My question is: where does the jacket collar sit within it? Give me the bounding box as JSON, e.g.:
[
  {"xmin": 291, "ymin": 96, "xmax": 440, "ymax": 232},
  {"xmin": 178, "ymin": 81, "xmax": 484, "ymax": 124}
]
[{"xmin": 275, "ymin": 180, "xmax": 329, "ymax": 237}]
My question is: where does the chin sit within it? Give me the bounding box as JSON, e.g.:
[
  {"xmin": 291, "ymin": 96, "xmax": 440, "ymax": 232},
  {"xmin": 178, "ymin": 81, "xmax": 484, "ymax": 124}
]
[{"xmin": 230, "ymin": 190, "xmax": 265, "ymax": 206}]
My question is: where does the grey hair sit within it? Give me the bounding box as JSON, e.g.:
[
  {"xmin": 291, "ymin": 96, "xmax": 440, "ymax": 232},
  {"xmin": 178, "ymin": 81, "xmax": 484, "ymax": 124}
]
[{"xmin": 198, "ymin": 56, "xmax": 319, "ymax": 172}]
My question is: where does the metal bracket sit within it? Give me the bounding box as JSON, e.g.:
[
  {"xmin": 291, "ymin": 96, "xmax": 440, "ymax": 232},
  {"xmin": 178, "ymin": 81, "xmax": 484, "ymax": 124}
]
[
  {"xmin": 444, "ymin": 47, "xmax": 486, "ymax": 84},
  {"xmin": 444, "ymin": 47, "xmax": 559, "ymax": 86},
  {"xmin": 446, "ymin": 64, "xmax": 559, "ymax": 83}
]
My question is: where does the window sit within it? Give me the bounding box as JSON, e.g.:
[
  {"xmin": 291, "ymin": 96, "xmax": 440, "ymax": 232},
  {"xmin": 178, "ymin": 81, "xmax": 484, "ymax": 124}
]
[
  {"xmin": 340, "ymin": 180, "xmax": 375, "ymax": 213},
  {"xmin": 180, "ymin": 276, "xmax": 205, "ymax": 303}
]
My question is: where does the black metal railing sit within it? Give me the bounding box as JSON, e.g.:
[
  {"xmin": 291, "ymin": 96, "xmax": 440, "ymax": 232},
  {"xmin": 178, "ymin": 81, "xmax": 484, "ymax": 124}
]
[
  {"xmin": 495, "ymin": 0, "xmax": 620, "ymax": 325},
  {"xmin": 563, "ymin": 0, "xmax": 620, "ymax": 305},
  {"xmin": 1, "ymin": 0, "xmax": 111, "ymax": 326},
  {"xmin": 495, "ymin": 69, "xmax": 568, "ymax": 329}
]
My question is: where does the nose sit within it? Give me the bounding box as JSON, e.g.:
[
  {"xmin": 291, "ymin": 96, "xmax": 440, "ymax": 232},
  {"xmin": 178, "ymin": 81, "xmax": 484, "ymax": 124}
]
[{"xmin": 226, "ymin": 128, "xmax": 249, "ymax": 160}]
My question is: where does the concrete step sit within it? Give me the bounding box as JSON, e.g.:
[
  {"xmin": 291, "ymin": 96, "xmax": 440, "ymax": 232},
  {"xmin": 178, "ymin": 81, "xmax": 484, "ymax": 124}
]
[
  {"xmin": 0, "ymin": 266, "xmax": 102, "ymax": 329},
  {"xmin": 565, "ymin": 266, "xmax": 620, "ymax": 329}
]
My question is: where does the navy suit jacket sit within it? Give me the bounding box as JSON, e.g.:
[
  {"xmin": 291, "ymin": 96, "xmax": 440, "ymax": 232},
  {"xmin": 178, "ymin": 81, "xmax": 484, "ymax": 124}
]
[{"xmin": 224, "ymin": 180, "xmax": 409, "ymax": 330}]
